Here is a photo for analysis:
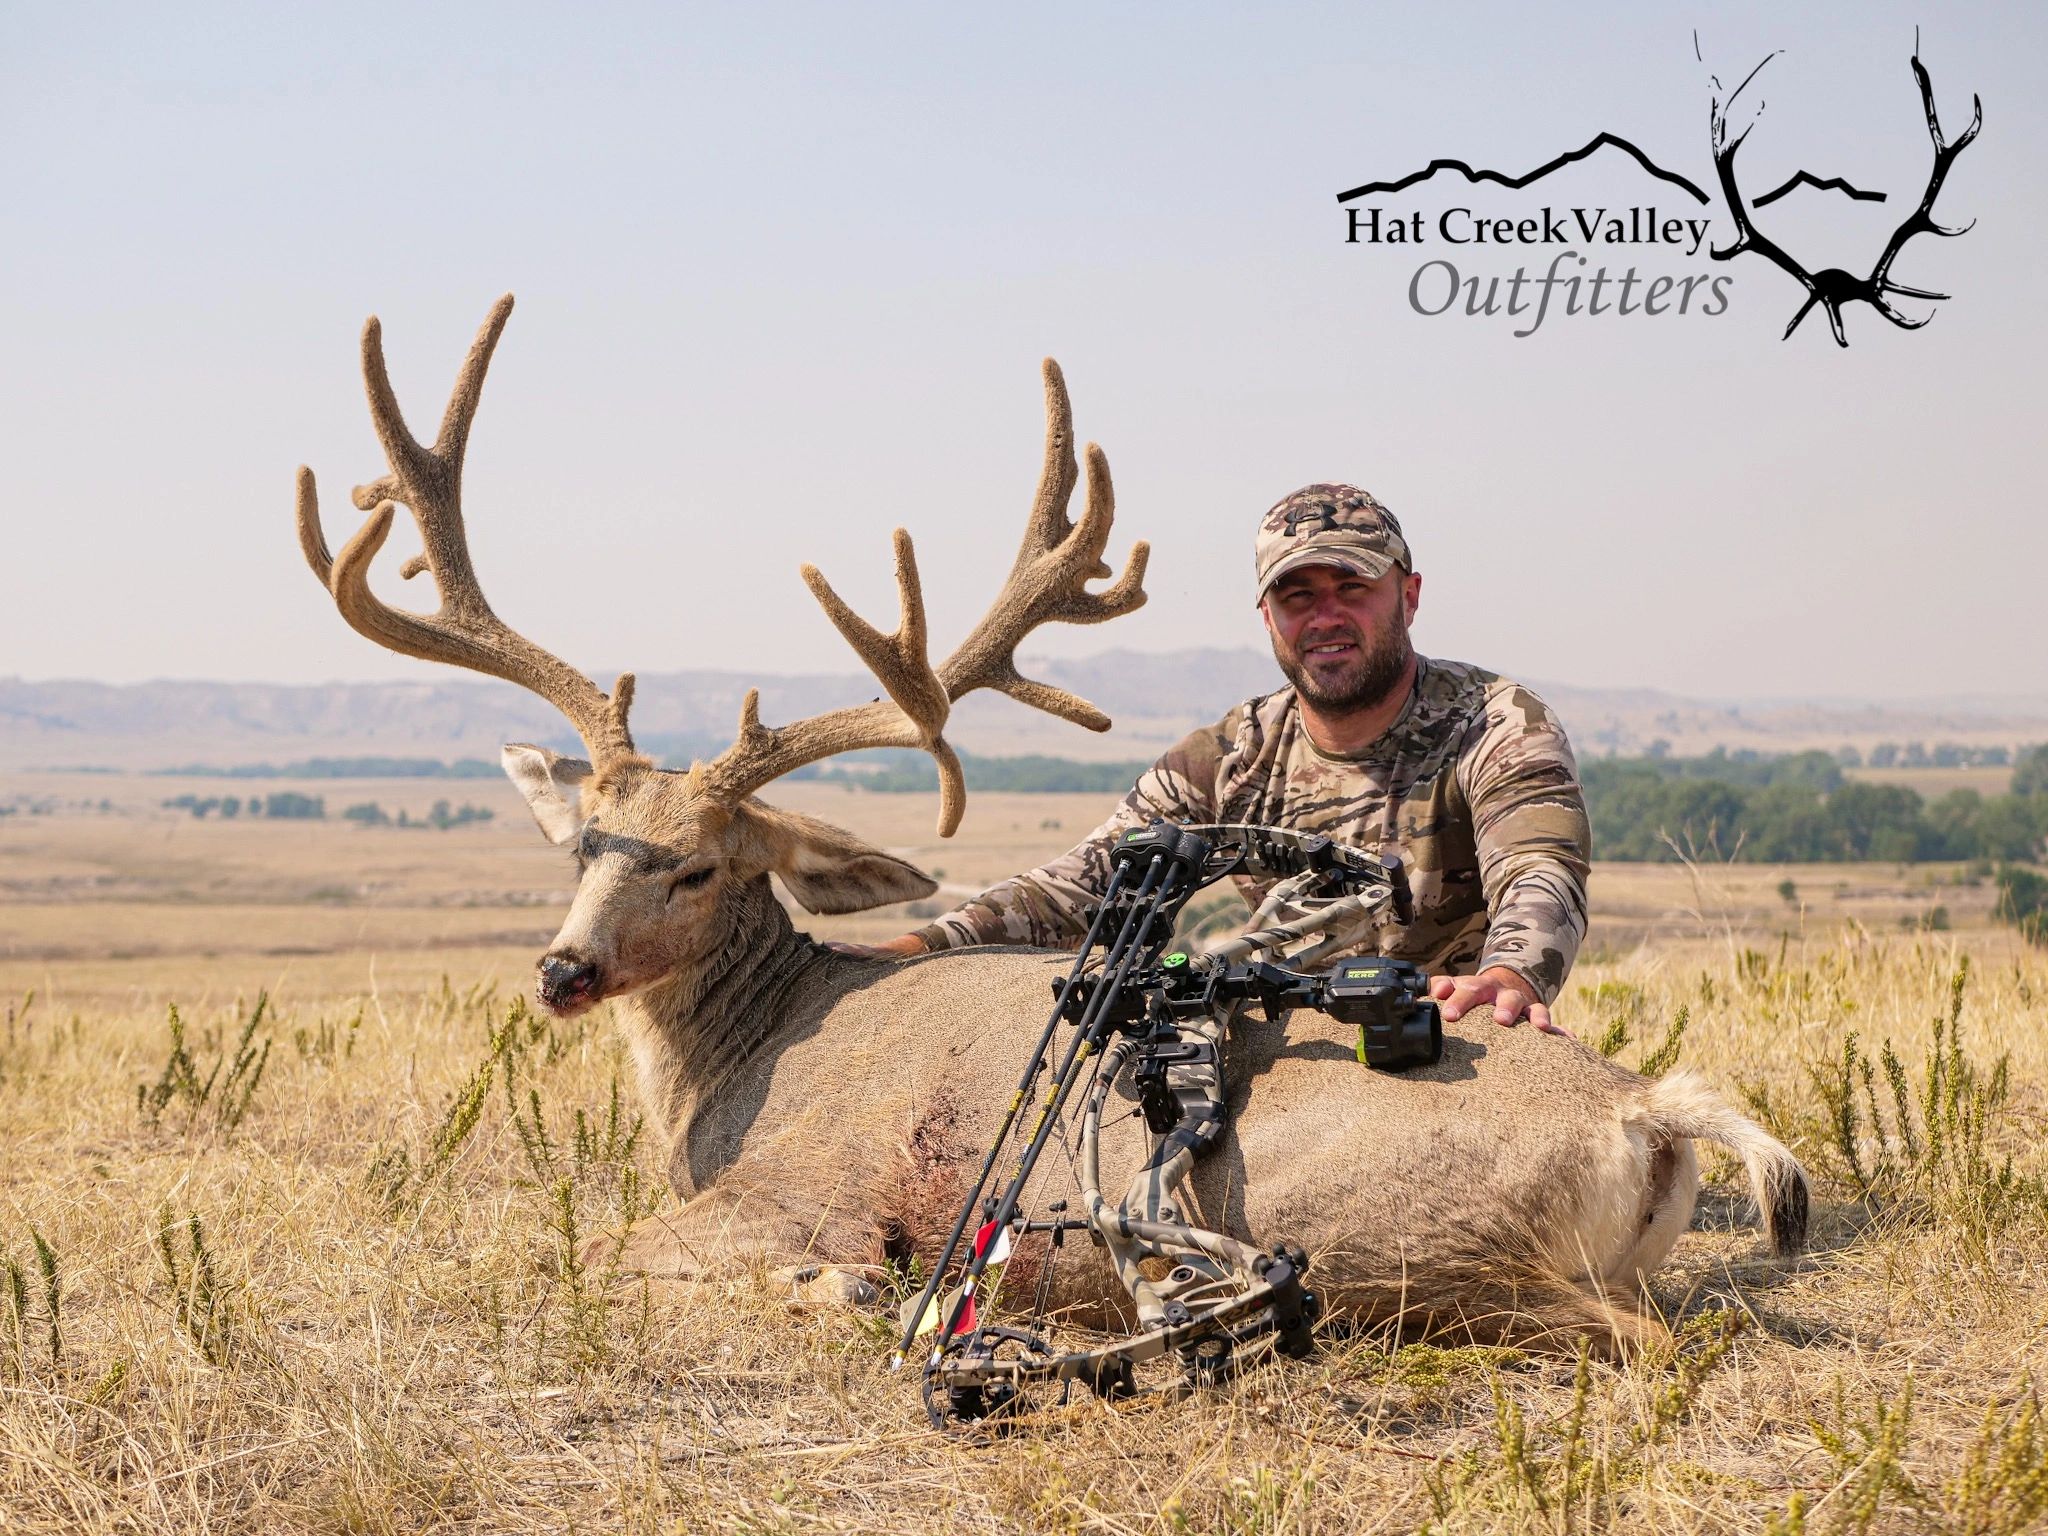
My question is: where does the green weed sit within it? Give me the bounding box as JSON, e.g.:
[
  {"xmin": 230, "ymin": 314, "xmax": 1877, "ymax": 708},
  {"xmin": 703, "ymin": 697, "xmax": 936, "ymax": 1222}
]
[
  {"xmin": 1636, "ymin": 1004, "xmax": 1689, "ymax": 1078},
  {"xmin": 544, "ymin": 1177, "xmax": 613, "ymax": 1374},
  {"xmin": 1, "ymin": 1228, "xmax": 61, "ymax": 1377},
  {"xmin": 155, "ymin": 1205, "xmax": 238, "ymax": 1366},
  {"xmin": 1425, "ymin": 1343, "xmax": 1606, "ymax": 1532},
  {"xmin": 1812, "ymin": 959, "xmax": 2044, "ymax": 1249},
  {"xmin": 293, "ymin": 1008, "xmax": 362, "ymax": 1062},
  {"xmin": 1808, "ymin": 1374, "xmax": 1923, "ymax": 1535},
  {"xmin": 137, "ymin": 994, "xmax": 273, "ymax": 1135},
  {"xmin": 1946, "ymin": 1385, "xmax": 2048, "ymax": 1536},
  {"xmin": 1638, "ymin": 1306, "xmax": 1744, "ymax": 1445}
]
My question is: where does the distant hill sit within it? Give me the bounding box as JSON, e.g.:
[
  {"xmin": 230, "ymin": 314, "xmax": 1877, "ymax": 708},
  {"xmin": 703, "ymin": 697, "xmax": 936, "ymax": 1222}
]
[{"xmin": 4, "ymin": 652, "xmax": 2045, "ymax": 771}]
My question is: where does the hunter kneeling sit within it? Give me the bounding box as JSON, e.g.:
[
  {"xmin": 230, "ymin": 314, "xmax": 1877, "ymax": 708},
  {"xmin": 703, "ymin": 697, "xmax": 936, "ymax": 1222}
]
[{"xmin": 836, "ymin": 483, "xmax": 1592, "ymax": 1038}]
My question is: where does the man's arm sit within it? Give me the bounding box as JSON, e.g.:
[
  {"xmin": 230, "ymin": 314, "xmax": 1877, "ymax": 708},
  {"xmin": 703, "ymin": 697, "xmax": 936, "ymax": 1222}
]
[
  {"xmin": 835, "ymin": 721, "xmax": 1229, "ymax": 958},
  {"xmin": 1433, "ymin": 685, "xmax": 1592, "ymax": 1031},
  {"xmin": 914, "ymin": 742, "xmax": 1221, "ymax": 951}
]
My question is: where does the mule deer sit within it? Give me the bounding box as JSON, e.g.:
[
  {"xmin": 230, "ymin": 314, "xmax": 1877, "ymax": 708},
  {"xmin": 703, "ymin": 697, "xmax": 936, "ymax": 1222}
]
[{"xmin": 295, "ymin": 296, "xmax": 1807, "ymax": 1351}]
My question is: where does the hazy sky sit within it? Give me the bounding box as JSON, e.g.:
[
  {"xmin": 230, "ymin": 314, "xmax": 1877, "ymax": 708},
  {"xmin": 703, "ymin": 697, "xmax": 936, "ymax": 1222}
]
[{"xmin": 4, "ymin": 1, "xmax": 2043, "ymax": 702}]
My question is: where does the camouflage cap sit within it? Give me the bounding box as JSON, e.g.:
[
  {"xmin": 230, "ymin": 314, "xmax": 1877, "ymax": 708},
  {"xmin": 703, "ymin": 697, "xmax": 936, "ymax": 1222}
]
[{"xmin": 1254, "ymin": 484, "xmax": 1411, "ymax": 604}]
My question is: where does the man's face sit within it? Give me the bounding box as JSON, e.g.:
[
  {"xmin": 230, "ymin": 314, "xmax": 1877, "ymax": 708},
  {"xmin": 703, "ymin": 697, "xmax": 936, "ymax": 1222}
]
[{"xmin": 1261, "ymin": 562, "xmax": 1422, "ymax": 712}]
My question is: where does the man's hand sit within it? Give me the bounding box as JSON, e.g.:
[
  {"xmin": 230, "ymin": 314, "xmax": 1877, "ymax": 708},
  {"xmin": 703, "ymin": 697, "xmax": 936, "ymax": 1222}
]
[
  {"xmin": 1428, "ymin": 966, "xmax": 1567, "ymax": 1035},
  {"xmin": 823, "ymin": 934, "xmax": 930, "ymax": 962}
]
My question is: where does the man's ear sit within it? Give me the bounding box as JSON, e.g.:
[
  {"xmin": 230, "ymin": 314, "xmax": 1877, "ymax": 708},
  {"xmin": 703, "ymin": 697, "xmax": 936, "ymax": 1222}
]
[
  {"xmin": 732, "ymin": 801, "xmax": 938, "ymax": 915},
  {"xmin": 501, "ymin": 744, "xmax": 592, "ymax": 845}
]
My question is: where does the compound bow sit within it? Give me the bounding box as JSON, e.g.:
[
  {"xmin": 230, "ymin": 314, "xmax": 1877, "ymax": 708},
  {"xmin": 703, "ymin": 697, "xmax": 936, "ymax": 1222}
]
[{"xmin": 893, "ymin": 820, "xmax": 1444, "ymax": 1428}]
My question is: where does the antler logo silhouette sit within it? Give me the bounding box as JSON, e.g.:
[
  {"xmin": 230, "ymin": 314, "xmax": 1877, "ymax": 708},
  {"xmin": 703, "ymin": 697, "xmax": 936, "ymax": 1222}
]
[{"xmin": 1709, "ymin": 48, "xmax": 1981, "ymax": 346}]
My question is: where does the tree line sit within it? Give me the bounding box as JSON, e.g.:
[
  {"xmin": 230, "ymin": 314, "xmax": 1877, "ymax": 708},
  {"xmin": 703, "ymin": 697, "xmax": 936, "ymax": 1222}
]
[
  {"xmin": 153, "ymin": 756, "xmax": 502, "ymax": 779},
  {"xmin": 341, "ymin": 800, "xmax": 496, "ymax": 829},
  {"xmin": 162, "ymin": 792, "xmax": 326, "ymax": 820},
  {"xmin": 1581, "ymin": 746, "xmax": 2047, "ymax": 864},
  {"xmin": 161, "ymin": 793, "xmax": 495, "ymax": 828}
]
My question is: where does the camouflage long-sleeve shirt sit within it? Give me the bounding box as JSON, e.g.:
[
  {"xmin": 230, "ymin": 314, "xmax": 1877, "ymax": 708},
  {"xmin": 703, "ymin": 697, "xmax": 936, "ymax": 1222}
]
[{"xmin": 913, "ymin": 658, "xmax": 1592, "ymax": 1003}]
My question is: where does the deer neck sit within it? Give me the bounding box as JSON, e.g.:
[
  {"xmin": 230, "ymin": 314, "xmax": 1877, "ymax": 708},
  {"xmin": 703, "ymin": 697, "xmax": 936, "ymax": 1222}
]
[{"xmin": 613, "ymin": 875, "xmax": 825, "ymax": 1155}]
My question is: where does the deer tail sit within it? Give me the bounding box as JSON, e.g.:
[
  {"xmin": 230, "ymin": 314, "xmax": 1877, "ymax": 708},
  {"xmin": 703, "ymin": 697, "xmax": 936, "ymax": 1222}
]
[{"xmin": 1630, "ymin": 1070, "xmax": 1809, "ymax": 1256}]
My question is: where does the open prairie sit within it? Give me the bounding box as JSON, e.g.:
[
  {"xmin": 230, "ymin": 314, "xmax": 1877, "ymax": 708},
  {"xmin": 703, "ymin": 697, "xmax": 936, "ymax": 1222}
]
[{"xmin": 3, "ymin": 774, "xmax": 2045, "ymax": 1534}]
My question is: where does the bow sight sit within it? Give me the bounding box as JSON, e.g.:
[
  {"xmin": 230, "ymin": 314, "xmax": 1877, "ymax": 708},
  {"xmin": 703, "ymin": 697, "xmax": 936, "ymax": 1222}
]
[{"xmin": 893, "ymin": 819, "xmax": 1444, "ymax": 1429}]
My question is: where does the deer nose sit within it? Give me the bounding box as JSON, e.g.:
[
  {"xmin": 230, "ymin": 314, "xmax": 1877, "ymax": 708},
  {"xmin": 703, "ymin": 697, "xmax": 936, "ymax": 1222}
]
[{"xmin": 537, "ymin": 952, "xmax": 601, "ymax": 1012}]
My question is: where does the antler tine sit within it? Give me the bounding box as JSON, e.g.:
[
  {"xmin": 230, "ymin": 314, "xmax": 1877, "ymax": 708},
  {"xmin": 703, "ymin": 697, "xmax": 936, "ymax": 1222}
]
[
  {"xmin": 700, "ymin": 528, "xmax": 966, "ymax": 826},
  {"xmin": 799, "ymin": 529, "xmax": 950, "ymax": 732},
  {"xmin": 1707, "ymin": 61, "xmax": 1812, "ymax": 286},
  {"xmin": 1025, "ymin": 359, "xmax": 1082, "ymax": 560},
  {"xmin": 295, "ymin": 295, "xmax": 638, "ymax": 766},
  {"xmin": 938, "ymin": 360, "xmax": 1151, "ymax": 730},
  {"xmin": 295, "ymin": 466, "xmax": 334, "ymax": 587},
  {"xmin": 698, "ymin": 358, "xmax": 1147, "ymax": 838},
  {"xmin": 1867, "ymin": 54, "xmax": 1982, "ymax": 311}
]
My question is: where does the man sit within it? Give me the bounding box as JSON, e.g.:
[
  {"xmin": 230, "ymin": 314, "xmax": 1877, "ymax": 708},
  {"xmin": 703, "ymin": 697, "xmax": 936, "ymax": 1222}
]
[{"xmin": 838, "ymin": 484, "xmax": 1591, "ymax": 1034}]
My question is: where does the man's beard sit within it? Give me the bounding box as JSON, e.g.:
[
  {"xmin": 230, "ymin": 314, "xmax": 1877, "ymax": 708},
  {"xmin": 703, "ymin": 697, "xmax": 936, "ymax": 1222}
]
[{"xmin": 1273, "ymin": 609, "xmax": 1414, "ymax": 713}]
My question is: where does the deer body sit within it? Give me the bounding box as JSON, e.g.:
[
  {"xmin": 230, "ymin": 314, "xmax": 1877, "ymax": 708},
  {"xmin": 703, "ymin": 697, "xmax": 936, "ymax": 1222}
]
[
  {"xmin": 294, "ymin": 297, "xmax": 1806, "ymax": 1352},
  {"xmin": 601, "ymin": 920, "xmax": 1793, "ymax": 1349}
]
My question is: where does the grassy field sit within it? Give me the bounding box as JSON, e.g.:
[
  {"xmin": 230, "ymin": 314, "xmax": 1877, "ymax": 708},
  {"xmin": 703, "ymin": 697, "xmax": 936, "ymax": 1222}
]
[
  {"xmin": 3, "ymin": 777, "xmax": 2046, "ymax": 1533},
  {"xmin": 1845, "ymin": 765, "xmax": 2017, "ymax": 799}
]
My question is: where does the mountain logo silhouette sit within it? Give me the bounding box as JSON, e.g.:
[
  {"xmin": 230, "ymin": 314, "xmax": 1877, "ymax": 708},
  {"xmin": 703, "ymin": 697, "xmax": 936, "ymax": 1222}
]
[
  {"xmin": 1334, "ymin": 133, "xmax": 1712, "ymax": 206},
  {"xmin": 1750, "ymin": 171, "xmax": 1886, "ymax": 208}
]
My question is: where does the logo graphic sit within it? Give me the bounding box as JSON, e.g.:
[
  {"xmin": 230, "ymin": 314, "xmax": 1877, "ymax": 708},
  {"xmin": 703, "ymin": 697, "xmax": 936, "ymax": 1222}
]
[
  {"xmin": 1282, "ymin": 503, "xmax": 1342, "ymax": 536},
  {"xmin": 1336, "ymin": 34, "xmax": 1982, "ymax": 347},
  {"xmin": 1708, "ymin": 47, "xmax": 1980, "ymax": 345},
  {"xmin": 1749, "ymin": 170, "xmax": 1885, "ymax": 210},
  {"xmin": 1335, "ymin": 133, "xmax": 1711, "ymax": 207}
]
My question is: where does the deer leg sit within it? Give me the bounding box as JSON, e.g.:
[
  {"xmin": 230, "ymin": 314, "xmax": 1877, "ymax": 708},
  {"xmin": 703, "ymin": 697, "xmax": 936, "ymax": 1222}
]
[
  {"xmin": 1543, "ymin": 1281, "xmax": 1674, "ymax": 1359},
  {"xmin": 585, "ymin": 1187, "xmax": 883, "ymax": 1307}
]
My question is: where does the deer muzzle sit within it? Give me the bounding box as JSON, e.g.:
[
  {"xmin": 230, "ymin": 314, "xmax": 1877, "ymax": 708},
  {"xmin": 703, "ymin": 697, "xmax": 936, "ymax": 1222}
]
[{"xmin": 537, "ymin": 951, "xmax": 602, "ymax": 1014}]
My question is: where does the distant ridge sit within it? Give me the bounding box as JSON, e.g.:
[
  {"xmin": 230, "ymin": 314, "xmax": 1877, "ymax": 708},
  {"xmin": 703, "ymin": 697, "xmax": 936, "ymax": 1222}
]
[
  {"xmin": 1751, "ymin": 170, "xmax": 1887, "ymax": 208},
  {"xmin": 5, "ymin": 656, "xmax": 2046, "ymax": 772},
  {"xmin": 1335, "ymin": 132, "xmax": 1711, "ymax": 206}
]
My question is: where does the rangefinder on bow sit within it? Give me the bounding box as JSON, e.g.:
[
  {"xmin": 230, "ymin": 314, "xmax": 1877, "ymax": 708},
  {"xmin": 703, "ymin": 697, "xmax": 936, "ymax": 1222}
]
[{"xmin": 1317, "ymin": 957, "xmax": 1443, "ymax": 1069}]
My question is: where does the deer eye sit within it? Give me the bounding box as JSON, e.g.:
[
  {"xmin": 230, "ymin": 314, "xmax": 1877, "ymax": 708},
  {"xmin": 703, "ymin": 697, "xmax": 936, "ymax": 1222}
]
[{"xmin": 670, "ymin": 866, "xmax": 715, "ymax": 896}]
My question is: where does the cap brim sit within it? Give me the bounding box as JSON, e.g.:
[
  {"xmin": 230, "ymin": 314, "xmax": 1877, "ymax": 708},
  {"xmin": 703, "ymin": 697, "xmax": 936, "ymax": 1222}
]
[{"xmin": 1256, "ymin": 547, "xmax": 1396, "ymax": 603}]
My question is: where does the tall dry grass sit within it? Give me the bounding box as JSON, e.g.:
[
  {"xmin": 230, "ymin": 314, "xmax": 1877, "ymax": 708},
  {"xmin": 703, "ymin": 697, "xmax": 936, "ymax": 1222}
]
[{"xmin": 2, "ymin": 928, "xmax": 2046, "ymax": 1533}]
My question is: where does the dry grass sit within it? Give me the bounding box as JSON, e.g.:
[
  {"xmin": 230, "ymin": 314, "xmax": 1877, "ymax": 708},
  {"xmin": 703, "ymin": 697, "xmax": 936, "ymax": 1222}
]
[{"xmin": 3, "ymin": 784, "xmax": 2047, "ymax": 1533}]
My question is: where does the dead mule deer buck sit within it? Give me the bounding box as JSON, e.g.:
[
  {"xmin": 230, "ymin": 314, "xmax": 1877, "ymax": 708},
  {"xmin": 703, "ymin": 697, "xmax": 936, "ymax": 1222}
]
[{"xmin": 296, "ymin": 296, "xmax": 1807, "ymax": 1348}]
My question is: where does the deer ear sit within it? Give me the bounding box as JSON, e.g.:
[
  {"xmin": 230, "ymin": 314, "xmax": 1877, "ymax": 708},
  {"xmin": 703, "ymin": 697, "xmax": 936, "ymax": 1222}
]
[
  {"xmin": 501, "ymin": 744, "xmax": 592, "ymax": 845},
  {"xmin": 732, "ymin": 801, "xmax": 938, "ymax": 915}
]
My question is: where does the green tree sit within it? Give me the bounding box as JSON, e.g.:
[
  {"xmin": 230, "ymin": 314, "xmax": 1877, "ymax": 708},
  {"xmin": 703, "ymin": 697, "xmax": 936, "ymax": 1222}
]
[
  {"xmin": 1746, "ymin": 781, "xmax": 1831, "ymax": 860},
  {"xmin": 1824, "ymin": 782, "xmax": 1929, "ymax": 861},
  {"xmin": 1926, "ymin": 789, "xmax": 1984, "ymax": 860},
  {"xmin": 2012, "ymin": 744, "xmax": 2048, "ymax": 799},
  {"xmin": 1996, "ymin": 865, "xmax": 2048, "ymax": 945},
  {"xmin": 1973, "ymin": 795, "xmax": 2045, "ymax": 862}
]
